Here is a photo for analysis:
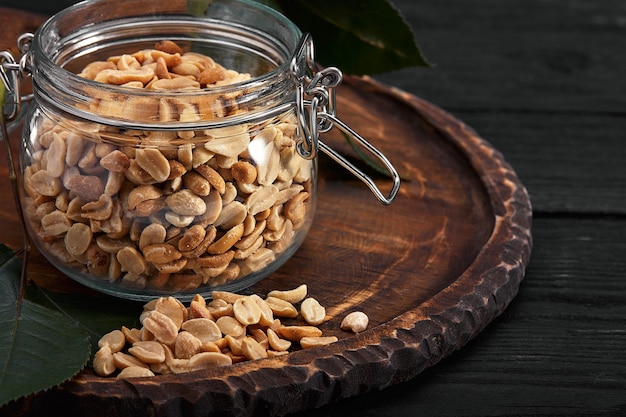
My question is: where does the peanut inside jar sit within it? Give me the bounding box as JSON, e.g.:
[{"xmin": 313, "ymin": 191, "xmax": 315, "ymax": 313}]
[{"xmin": 21, "ymin": 40, "xmax": 313, "ymax": 295}]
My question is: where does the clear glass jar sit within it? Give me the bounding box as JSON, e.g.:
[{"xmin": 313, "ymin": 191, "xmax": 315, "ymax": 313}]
[{"xmin": 2, "ymin": 0, "xmax": 400, "ymax": 301}]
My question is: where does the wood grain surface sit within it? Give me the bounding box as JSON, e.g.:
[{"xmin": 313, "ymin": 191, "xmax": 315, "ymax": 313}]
[{"xmin": 0, "ymin": 9, "xmax": 531, "ymax": 414}]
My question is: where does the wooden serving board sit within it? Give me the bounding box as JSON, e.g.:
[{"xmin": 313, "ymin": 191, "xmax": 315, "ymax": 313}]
[
  {"xmin": 1, "ymin": 75, "xmax": 532, "ymax": 416},
  {"xmin": 0, "ymin": 9, "xmax": 532, "ymax": 416}
]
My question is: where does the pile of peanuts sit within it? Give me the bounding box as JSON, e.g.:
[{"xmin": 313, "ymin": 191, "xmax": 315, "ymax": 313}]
[
  {"xmin": 21, "ymin": 40, "xmax": 313, "ymax": 292},
  {"xmin": 93, "ymin": 285, "xmax": 370, "ymax": 378}
]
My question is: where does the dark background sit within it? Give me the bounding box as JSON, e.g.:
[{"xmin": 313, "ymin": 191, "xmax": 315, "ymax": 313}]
[{"xmin": 296, "ymin": 1, "xmax": 626, "ymax": 416}]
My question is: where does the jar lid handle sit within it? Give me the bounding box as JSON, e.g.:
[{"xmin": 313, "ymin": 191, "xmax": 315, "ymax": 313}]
[
  {"xmin": 1, "ymin": 51, "xmax": 23, "ymax": 124},
  {"xmin": 1, "ymin": 33, "xmax": 34, "ymax": 125},
  {"xmin": 290, "ymin": 34, "xmax": 401, "ymax": 205}
]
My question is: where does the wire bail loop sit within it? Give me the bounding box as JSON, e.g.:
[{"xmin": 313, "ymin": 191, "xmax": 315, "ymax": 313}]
[
  {"xmin": 1, "ymin": 51, "xmax": 22, "ymax": 124},
  {"xmin": 289, "ymin": 33, "xmax": 400, "ymax": 205},
  {"xmin": 1, "ymin": 33, "xmax": 34, "ymax": 126}
]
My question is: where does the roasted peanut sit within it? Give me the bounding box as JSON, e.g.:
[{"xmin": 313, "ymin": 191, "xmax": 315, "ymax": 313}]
[
  {"xmin": 266, "ymin": 328, "xmax": 291, "ymax": 352},
  {"xmin": 195, "ymin": 251, "xmax": 235, "ymax": 269},
  {"xmin": 122, "ymin": 326, "xmax": 143, "ymax": 345},
  {"xmin": 165, "ymin": 189, "xmax": 206, "ymax": 216},
  {"xmin": 245, "ymin": 185, "xmax": 279, "ymax": 216},
  {"xmin": 284, "ymin": 191, "xmax": 309, "ymax": 229},
  {"xmin": 216, "ymin": 315, "xmax": 246, "ymax": 338},
  {"xmin": 175, "ymin": 331, "xmax": 203, "ymax": 359},
  {"xmin": 300, "ymin": 336, "xmax": 338, "ymax": 349},
  {"xmin": 234, "ymin": 220, "xmax": 266, "ymax": 251},
  {"xmin": 46, "ymin": 134, "xmax": 66, "ymax": 178},
  {"xmin": 155, "ymin": 40, "xmax": 184, "ymax": 55},
  {"xmin": 98, "ymin": 329, "xmax": 126, "ymax": 353},
  {"xmin": 113, "ymin": 352, "xmax": 150, "ymax": 370},
  {"xmin": 142, "ymin": 243, "xmax": 182, "ymax": 264},
  {"xmin": 95, "ymin": 67, "xmax": 155, "ymax": 85},
  {"xmin": 81, "ymin": 194, "xmax": 114, "ymax": 220},
  {"xmin": 241, "ymin": 336, "xmax": 268, "ymax": 361},
  {"xmin": 207, "ymin": 223, "xmax": 244, "ymax": 255},
  {"xmin": 231, "ymin": 160, "xmax": 256, "ymax": 183},
  {"xmin": 141, "ymin": 310, "xmax": 179, "ymax": 345},
  {"xmin": 138, "ymin": 223, "xmax": 167, "ymax": 250},
  {"xmin": 179, "ymin": 226, "xmax": 217, "ymax": 259},
  {"xmin": 92, "ymin": 279, "xmax": 369, "ymax": 377},
  {"xmin": 211, "ymin": 290, "xmax": 245, "ymax": 304},
  {"xmin": 78, "ymin": 60, "xmax": 116, "ymax": 79},
  {"xmin": 154, "ymin": 296, "xmax": 187, "ymax": 329},
  {"xmin": 104, "ymin": 171, "xmax": 126, "ymax": 196},
  {"xmin": 195, "ymin": 164, "xmax": 226, "ymax": 194},
  {"xmin": 29, "ymin": 170, "xmax": 61, "ymax": 197},
  {"xmin": 234, "ymin": 235, "xmax": 264, "ymax": 260},
  {"xmin": 128, "ymin": 341, "xmax": 166, "ymax": 364},
  {"xmin": 177, "ymin": 224, "xmax": 206, "ymax": 252},
  {"xmin": 240, "ymin": 248, "xmax": 275, "ymax": 276},
  {"xmin": 265, "ymin": 297, "xmax": 299, "ymax": 318},
  {"xmin": 24, "ymin": 40, "xmax": 313, "ymax": 293},
  {"xmin": 250, "ymin": 294, "xmax": 274, "ymax": 327},
  {"xmin": 181, "ymin": 318, "xmax": 222, "ymax": 344},
  {"xmin": 165, "ymin": 211, "xmax": 195, "ymax": 228},
  {"xmin": 87, "ymin": 244, "xmax": 111, "ymax": 277},
  {"xmin": 255, "ymin": 143, "xmax": 280, "ymax": 186},
  {"xmin": 93, "ymin": 346, "xmax": 116, "ymax": 376},
  {"xmin": 183, "ymin": 171, "xmax": 211, "ymax": 196},
  {"xmin": 233, "ymin": 296, "xmax": 262, "ymax": 326},
  {"xmin": 154, "ymin": 258, "xmax": 188, "ymax": 274},
  {"xmin": 65, "ymin": 223, "xmax": 93, "ymax": 257},
  {"xmin": 207, "ymin": 298, "xmax": 233, "ymax": 318},
  {"xmin": 198, "ymin": 66, "xmax": 226, "ymax": 85},
  {"xmin": 127, "ymin": 184, "xmax": 162, "ymax": 211},
  {"xmin": 188, "ymin": 352, "xmax": 232, "ymax": 370},
  {"xmin": 116, "ymin": 246, "xmax": 147, "ymax": 275},
  {"xmin": 300, "ymin": 297, "xmax": 326, "ymax": 326},
  {"xmin": 340, "ymin": 311, "xmax": 369, "ymax": 333},
  {"xmin": 214, "ymin": 201, "xmax": 247, "ymax": 229},
  {"xmin": 203, "ymin": 127, "xmax": 250, "ymax": 158},
  {"xmin": 117, "ymin": 366, "xmax": 155, "ymax": 379},
  {"xmin": 135, "ymin": 148, "xmax": 171, "ymax": 182},
  {"xmin": 189, "ymin": 297, "xmax": 214, "ymax": 320},
  {"xmin": 41, "ymin": 210, "xmax": 72, "ymax": 236},
  {"xmin": 151, "ymin": 77, "xmax": 200, "ymax": 90},
  {"xmin": 100, "ymin": 150, "xmax": 130, "ymax": 172},
  {"xmin": 278, "ymin": 325, "xmax": 323, "ymax": 342}
]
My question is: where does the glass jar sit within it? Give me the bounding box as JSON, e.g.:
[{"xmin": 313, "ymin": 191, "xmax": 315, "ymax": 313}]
[{"xmin": 1, "ymin": 0, "xmax": 400, "ymax": 301}]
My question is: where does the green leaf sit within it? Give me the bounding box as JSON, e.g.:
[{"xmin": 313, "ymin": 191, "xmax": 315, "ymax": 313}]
[
  {"xmin": 25, "ymin": 286, "xmax": 142, "ymax": 357},
  {"xmin": 275, "ymin": 0, "xmax": 429, "ymax": 75},
  {"xmin": 0, "ymin": 247, "xmax": 21, "ymax": 300},
  {"xmin": 5, "ymin": 0, "xmax": 428, "ymax": 75},
  {"xmin": 0, "ymin": 244, "xmax": 91, "ymax": 407}
]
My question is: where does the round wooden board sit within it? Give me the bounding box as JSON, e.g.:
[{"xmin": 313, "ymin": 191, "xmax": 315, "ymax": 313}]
[{"xmin": 1, "ymin": 72, "xmax": 532, "ymax": 415}]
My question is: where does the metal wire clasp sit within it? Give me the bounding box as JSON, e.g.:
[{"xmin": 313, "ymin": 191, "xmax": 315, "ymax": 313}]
[
  {"xmin": 1, "ymin": 52, "xmax": 22, "ymax": 124},
  {"xmin": 1, "ymin": 33, "xmax": 34, "ymax": 126},
  {"xmin": 290, "ymin": 34, "xmax": 400, "ymax": 205}
]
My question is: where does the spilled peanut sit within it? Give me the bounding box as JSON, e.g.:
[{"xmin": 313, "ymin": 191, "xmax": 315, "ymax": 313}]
[{"xmin": 93, "ymin": 284, "xmax": 369, "ymax": 378}]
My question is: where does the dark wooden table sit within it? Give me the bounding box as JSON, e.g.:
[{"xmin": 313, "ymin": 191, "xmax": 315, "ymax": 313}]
[
  {"xmin": 295, "ymin": 1, "xmax": 626, "ymax": 416},
  {"xmin": 1, "ymin": 0, "xmax": 624, "ymax": 416}
]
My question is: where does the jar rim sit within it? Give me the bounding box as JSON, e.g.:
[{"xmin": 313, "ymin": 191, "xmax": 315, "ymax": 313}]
[{"xmin": 30, "ymin": 0, "xmax": 304, "ymax": 130}]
